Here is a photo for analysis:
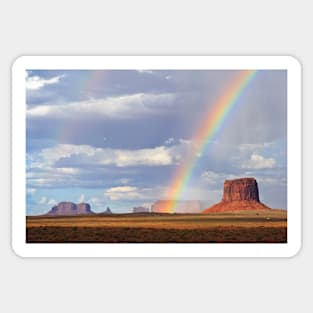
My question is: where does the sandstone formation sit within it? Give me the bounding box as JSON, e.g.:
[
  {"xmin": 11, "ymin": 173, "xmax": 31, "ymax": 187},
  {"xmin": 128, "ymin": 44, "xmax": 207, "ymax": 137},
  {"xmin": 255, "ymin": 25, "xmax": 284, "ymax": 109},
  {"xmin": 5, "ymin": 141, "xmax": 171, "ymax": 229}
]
[
  {"xmin": 47, "ymin": 201, "xmax": 93, "ymax": 216},
  {"xmin": 102, "ymin": 207, "xmax": 113, "ymax": 214},
  {"xmin": 223, "ymin": 177, "xmax": 260, "ymax": 202},
  {"xmin": 203, "ymin": 177, "xmax": 270, "ymax": 213},
  {"xmin": 77, "ymin": 203, "xmax": 92, "ymax": 214}
]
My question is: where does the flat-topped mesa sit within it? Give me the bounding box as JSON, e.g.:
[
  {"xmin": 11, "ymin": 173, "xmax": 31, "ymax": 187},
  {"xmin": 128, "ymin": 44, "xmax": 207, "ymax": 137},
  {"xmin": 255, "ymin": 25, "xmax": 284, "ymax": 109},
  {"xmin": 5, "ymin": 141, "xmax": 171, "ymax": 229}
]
[
  {"xmin": 223, "ymin": 177, "xmax": 260, "ymax": 202},
  {"xmin": 203, "ymin": 177, "xmax": 270, "ymax": 213},
  {"xmin": 47, "ymin": 201, "xmax": 93, "ymax": 216},
  {"xmin": 77, "ymin": 203, "xmax": 92, "ymax": 214}
]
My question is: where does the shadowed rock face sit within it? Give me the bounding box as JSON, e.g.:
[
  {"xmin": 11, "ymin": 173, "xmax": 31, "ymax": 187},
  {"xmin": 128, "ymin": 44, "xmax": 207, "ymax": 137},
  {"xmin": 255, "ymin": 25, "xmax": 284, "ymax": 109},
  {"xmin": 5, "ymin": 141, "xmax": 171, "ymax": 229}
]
[
  {"xmin": 48, "ymin": 202, "xmax": 93, "ymax": 216},
  {"xmin": 223, "ymin": 178, "xmax": 260, "ymax": 202},
  {"xmin": 203, "ymin": 177, "xmax": 270, "ymax": 213},
  {"xmin": 77, "ymin": 203, "xmax": 92, "ymax": 214}
]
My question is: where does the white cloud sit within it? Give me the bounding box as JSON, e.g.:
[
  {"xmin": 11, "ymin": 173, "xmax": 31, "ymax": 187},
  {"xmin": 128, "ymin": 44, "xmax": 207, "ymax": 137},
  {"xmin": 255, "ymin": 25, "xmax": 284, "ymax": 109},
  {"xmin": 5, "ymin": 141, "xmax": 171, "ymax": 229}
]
[
  {"xmin": 30, "ymin": 178, "xmax": 48, "ymax": 185},
  {"xmin": 107, "ymin": 186, "xmax": 137, "ymax": 193},
  {"xmin": 55, "ymin": 167, "xmax": 80, "ymax": 174},
  {"xmin": 40, "ymin": 144, "xmax": 95, "ymax": 165},
  {"xmin": 201, "ymin": 171, "xmax": 224, "ymax": 185},
  {"xmin": 26, "ymin": 141, "xmax": 192, "ymax": 188},
  {"xmin": 201, "ymin": 171, "xmax": 237, "ymax": 185},
  {"xmin": 47, "ymin": 199, "xmax": 57, "ymax": 206},
  {"xmin": 104, "ymin": 186, "xmax": 143, "ymax": 201},
  {"xmin": 136, "ymin": 69, "xmax": 153, "ymax": 74},
  {"xmin": 107, "ymin": 146, "xmax": 173, "ymax": 167},
  {"xmin": 242, "ymin": 154, "xmax": 276, "ymax": 169},
  {"xmin": 164, "ymin": 137, "xmax": 174, "ymax": 145},
  {"xmin": 78, "ymin": 194, "xmax": 85, "ymax": 203},
  {"xmin": 26, "ymin": 188, "xmax": 36, "ymax": 194},
  {"xmin": 88, "ymin": 197, "xmax": 106, "ymax": 208},
  {"xmin": 141, "ymin": 202, "xmax": 153, "ymax": 209},
  {"xmin": 26, "ymin": 72, "xmax": 64, "ymax": 90},
  {"xmin": 38, "ymin": 196, "xmax": 47, "ymax": 204},
  {"xmin": 27, "ymin": 93, "xmax": 175, "ymax": 119},
  {"xmin": 37, "ymin": 143, "xmax": 184, "ymax": 168},
  {"xmin": 89, "ymin": 197, "xmax": 101, "ymax": 204},
  {"xmin": 178, "ymin": 138, "xmax": 191, "ymax": 145}
]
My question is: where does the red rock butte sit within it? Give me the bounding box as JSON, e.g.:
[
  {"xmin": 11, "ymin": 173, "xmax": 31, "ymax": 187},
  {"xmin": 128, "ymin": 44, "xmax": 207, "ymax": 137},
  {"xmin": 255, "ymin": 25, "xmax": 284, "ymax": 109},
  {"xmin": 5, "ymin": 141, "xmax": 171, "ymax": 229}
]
[
  {"xmin": 47, "ymin": 202, "xmax": 94, "ymax": 216},
  {"xmin": 203, "ymin": 177, "xmax": 271, "ymax": 213}
]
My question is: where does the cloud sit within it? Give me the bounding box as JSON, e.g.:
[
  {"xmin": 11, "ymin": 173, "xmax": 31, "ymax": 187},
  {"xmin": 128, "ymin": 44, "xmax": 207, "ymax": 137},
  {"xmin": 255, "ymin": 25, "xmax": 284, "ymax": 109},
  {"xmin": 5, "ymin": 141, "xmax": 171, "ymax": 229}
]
[
  {"xmin": 78, "ymin": 194, "xmax": 85, "ymax": 203},
  {"xmin": 106, "ymin": 186, "xmax": 137, "ymax": 193},
  {"xmin": 45, "ymin": 144, "xmax": 95, "ymax": 161},
  {"xmin": 104, "ymin": 186, "xmax": 143, "ymax": 201},
  {"xmin": 38, "ymin": 196, "xmax": 47, "ymax": 204},
  {"xmin": 257, "ymin": 176, "xmax": 287, "ymax": 186},
  {"xmin": 26, "ymin": 72, "xmax": 64, "ymax": 90},
  {"xmin": 103, "ymin": 185, "xmax": 167, "ymax": 202},
  {"xmin": 55, "ymin": 167, "xmax": 80, "ymax": 174},
  {"xmin": 108, "ymin": 146, "xmax": 173, "ymax": 167},
  {"xmin": 87, "ymin": 197, "xmax": 107, "ymax": 209},
  {"xmin": 47, "ymin": 199, "xmax": 57, "ymax": 206},
  {"xmin": 201, "ymin": 170, "xmax": 238, "ymax": 185},
  {"xmin": 239, "ymin": 142, "xmax": 273, "ymax": 152},
  {"xmin": 27, "ymin": 93, "xmax": 175, "ymax": 119},
  {"xmin": 26, "ymin": 188, "xmax": 36, "ymax": 194},
  {"xmin": 164, "ymin": 137, "xmax": 174, "ymax": 145},
  {"xmin": 35, "ymin": 143, "xmax": 187, "ymax": 168},
  {"xmin": 201, "ymin": 171, "xmax": 224, "ymax": 185},
  {"xmin": 141, "ymin": 202, "xmax": 153, "ymax": 209},
  {"xmin": 25, "ymin": 70, "xmax": 288, "ymax": 213},
  {"xmin": 242, "ymin": 154, "xmax": 276, "ymax": 169},
  {"xmin": 136, "ymin": 70, "xmax": 154, "ymax": 74},
  {"xmin": 26, "ymin": 141, "xmax": 191, "ymax": 189}
]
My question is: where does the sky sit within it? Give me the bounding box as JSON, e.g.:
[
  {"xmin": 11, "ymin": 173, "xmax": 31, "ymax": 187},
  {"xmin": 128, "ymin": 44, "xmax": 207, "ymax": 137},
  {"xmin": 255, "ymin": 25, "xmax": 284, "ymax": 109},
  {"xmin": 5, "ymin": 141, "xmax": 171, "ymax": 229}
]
[{"xmin": 26, "ymin": 69, "xmax": 287, "ymax": 215}]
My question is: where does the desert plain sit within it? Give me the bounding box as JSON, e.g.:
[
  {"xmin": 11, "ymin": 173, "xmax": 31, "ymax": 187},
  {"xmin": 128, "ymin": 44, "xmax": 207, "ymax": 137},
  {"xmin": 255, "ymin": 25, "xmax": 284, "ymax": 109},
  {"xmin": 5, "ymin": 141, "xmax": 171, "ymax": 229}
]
[{"xmin": 26, "ymin": 209, "xmax": 287, "ymax": 243}]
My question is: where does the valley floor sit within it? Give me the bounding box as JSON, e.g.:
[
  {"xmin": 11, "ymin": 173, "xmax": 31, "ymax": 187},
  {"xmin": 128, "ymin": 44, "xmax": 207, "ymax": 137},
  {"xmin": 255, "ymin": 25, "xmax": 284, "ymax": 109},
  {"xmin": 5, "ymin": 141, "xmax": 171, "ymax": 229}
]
[{"xmin": 26, "ymin": 210, "xmax": 287, "ymax": 243}]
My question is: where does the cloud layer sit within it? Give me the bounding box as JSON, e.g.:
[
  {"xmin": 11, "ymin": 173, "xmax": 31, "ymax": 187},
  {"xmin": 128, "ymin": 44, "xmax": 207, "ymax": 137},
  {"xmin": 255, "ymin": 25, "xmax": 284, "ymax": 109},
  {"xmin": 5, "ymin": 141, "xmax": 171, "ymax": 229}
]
[{"xmin": 26, "ymin": 70, "xmax": 287, "ymax": 214}]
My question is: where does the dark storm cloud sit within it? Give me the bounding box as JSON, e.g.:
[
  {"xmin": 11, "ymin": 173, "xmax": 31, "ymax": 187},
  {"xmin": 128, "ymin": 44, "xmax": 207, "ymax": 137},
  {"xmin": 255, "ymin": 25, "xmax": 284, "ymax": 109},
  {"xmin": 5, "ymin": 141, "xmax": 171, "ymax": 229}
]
[
  {"xmin": 26, "ymin": 70, "xmax": 287, "ymax": 151},
  {"xmin": 26, "ymin": 69, "xmax": 288, "ymax": 212}
]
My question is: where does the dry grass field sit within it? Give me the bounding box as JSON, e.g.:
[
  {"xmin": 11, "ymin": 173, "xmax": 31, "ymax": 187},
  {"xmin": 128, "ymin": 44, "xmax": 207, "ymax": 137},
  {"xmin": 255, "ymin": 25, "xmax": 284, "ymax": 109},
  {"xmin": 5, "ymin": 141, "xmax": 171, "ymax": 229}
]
[{"xmin": 26, "ymin": 210, "xmax": 287, "ymax": 243}]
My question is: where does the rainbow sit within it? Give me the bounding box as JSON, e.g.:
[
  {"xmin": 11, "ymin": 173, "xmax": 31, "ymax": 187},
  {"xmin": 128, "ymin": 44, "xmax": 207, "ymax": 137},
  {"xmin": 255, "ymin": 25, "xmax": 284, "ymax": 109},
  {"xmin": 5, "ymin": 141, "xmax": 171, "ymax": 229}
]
[
  {"xmin": 162, "ymin": 70, "xmax": 258, "ymax": 213},
  {"xmin": 57, "ymin": 70, "xmax": 110, "ymax": 142}
]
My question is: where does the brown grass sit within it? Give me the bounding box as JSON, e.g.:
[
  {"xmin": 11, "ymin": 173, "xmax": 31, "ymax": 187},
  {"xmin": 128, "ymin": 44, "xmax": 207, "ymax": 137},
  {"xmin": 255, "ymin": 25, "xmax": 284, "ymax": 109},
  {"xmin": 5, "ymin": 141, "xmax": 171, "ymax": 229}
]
[{"xmin": 26, "ymin": 210, "xmax": 287, "ymax": 243}]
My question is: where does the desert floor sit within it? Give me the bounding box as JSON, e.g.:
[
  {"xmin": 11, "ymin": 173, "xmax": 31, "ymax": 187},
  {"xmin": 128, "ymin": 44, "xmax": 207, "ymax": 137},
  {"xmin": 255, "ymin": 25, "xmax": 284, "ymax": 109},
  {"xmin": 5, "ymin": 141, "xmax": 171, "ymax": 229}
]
[{"xmin": 26, "ymin": 209, "xmax": 287, "ymax": 243}]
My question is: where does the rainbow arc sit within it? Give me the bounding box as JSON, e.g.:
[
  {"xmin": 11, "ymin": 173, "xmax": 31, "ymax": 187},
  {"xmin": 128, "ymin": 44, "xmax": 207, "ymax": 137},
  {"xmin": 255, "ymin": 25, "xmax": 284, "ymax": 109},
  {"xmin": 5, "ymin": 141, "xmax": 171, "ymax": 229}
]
[{"xmin": 162, "ymin": 70, "xmax": 258, "ymax": 213}]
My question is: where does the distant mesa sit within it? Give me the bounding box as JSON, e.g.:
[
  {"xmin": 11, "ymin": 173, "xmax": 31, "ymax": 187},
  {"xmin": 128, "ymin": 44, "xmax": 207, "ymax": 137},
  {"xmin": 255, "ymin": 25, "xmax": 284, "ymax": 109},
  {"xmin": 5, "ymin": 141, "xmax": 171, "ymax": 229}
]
[
  {"xmin": 47, "ymin": 201, "xmax": 94, "ymax": 216},
  {"xmin": 203, "ymin": 177, "xmax": 271, "ymax": 213},
  {"xmin": 102, "ymin": 207, "xmax": 113, "ymax": 215},
  {"xmin": 133, "ymin": 206, "xmax": 150, "ymax": 213},
  {"xmin": 152, "ymin": 200, "xmax": 205, "ymax": 214}
]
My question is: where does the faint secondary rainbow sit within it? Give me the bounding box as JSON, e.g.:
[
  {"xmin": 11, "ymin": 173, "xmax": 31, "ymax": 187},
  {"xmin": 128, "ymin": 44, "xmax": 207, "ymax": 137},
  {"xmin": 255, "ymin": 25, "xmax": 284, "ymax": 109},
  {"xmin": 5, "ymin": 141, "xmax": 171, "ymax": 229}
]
[
  {"xmin": 162, "ymin": 70, "xmax": 258, "ymax": 213},
  {"xmin": 57, "ymin": 70, "xmax": 110, "ymax": 142}
]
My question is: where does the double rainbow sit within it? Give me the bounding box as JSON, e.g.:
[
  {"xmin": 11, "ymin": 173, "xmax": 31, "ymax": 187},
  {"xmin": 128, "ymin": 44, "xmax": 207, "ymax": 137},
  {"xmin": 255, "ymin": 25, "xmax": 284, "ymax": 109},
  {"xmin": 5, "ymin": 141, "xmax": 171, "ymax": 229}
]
[{"xmin": 162, "ymin": 70, "xmax": 258, "ymax": 213}]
